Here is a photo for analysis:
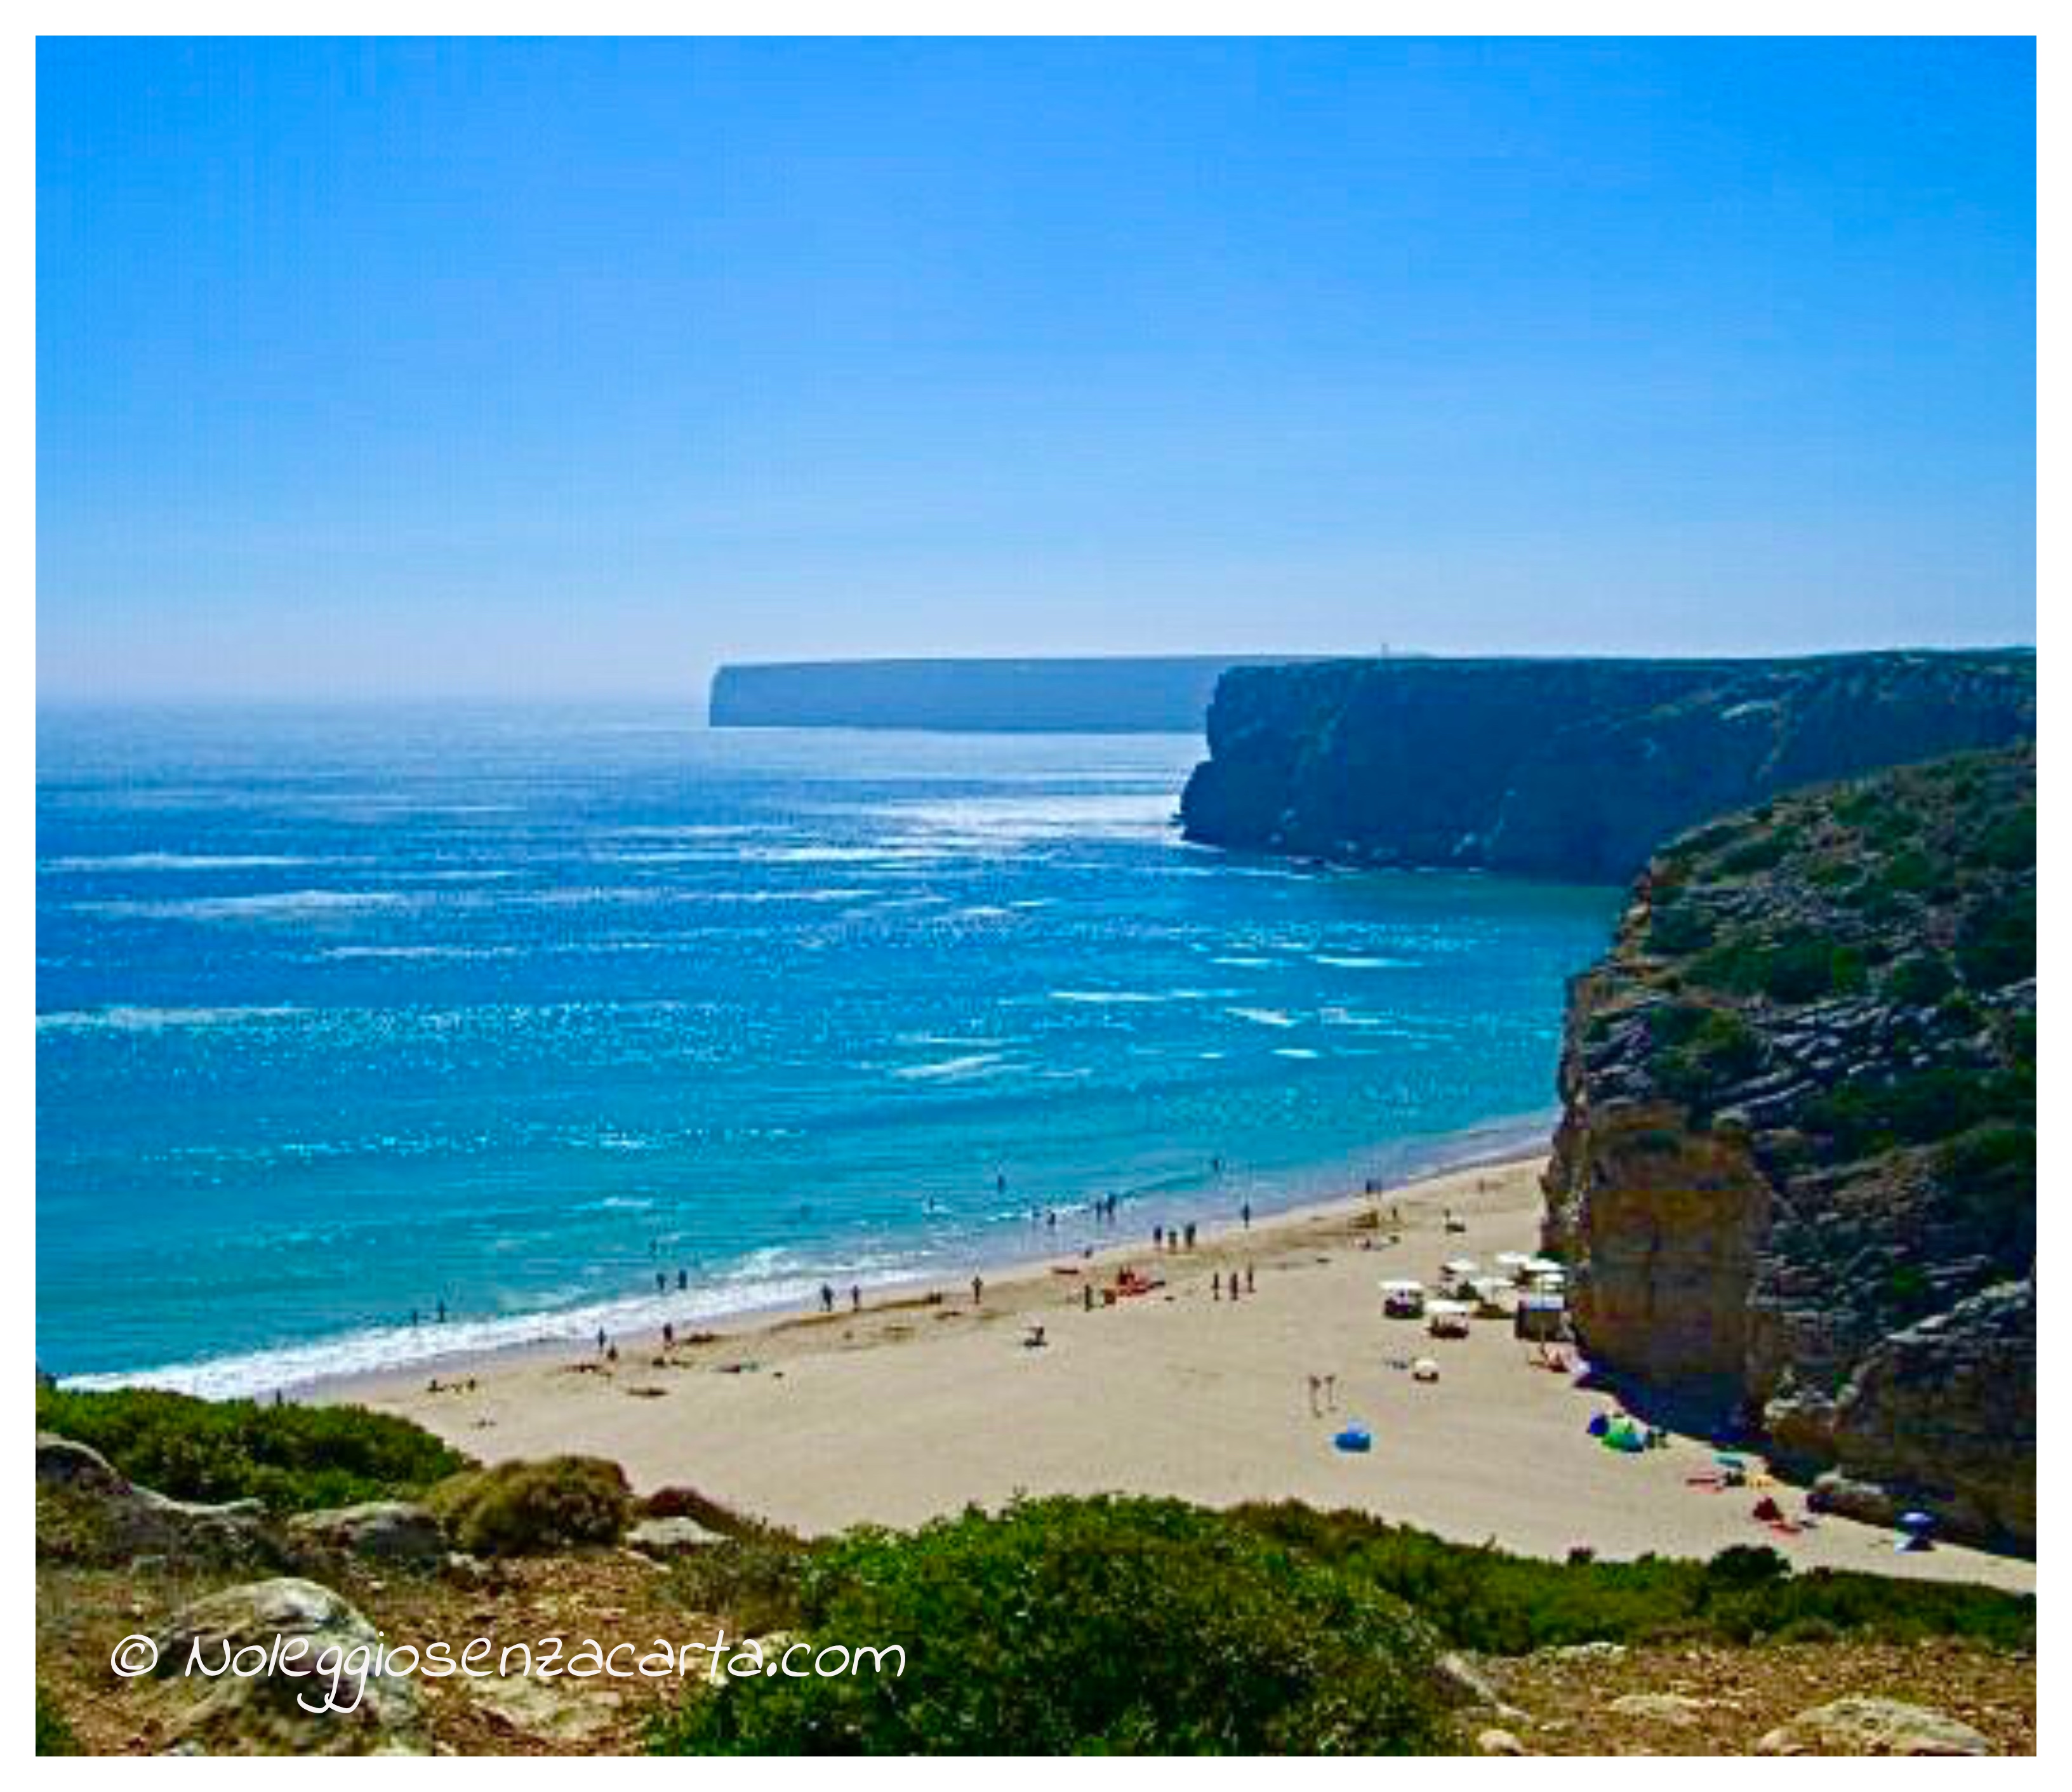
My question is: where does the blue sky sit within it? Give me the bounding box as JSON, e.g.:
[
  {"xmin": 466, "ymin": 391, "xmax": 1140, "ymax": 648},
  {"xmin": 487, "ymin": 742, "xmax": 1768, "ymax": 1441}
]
[{"xmin": 37, "ymin": 37, "xmax": 2035, "ymax": 701}]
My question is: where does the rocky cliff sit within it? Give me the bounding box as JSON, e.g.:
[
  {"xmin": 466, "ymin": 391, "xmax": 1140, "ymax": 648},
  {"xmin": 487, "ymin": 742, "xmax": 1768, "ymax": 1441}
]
[
  {"xmin": 1541, "ymin": 747, "xmax": 2035, "ymax": 1548},
  {"xmin": 1179, "ymin": 651, "xmax": 2035, "ymax": 882}
]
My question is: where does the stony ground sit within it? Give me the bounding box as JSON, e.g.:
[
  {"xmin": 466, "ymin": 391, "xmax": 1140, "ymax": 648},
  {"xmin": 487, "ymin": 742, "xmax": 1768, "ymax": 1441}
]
[
  {"xmin": 37, "ymin": 1550, "xmax": 725, "ymax": 1757},
  {"xmin": 38, "ymin": 1547, "xmax": 2036, "ymax": 1756},
  {"xmin": 1475, "ymin": 1638, "xmax": 2035, "ymax": 1756}
]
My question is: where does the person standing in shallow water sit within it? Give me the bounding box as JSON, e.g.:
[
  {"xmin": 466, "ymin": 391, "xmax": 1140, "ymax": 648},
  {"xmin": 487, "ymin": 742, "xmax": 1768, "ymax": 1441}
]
[{"xmin": 971, "ymin": 1273, "xmax": 984, "ymax": 1306}]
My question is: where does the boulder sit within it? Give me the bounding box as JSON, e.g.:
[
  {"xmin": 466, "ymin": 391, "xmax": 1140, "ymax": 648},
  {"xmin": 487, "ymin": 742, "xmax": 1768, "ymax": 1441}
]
[
  {"xmin": 1755, "ymin": 1696, "xmax": 1991, "ymax": 1756},
  {"xmin": 625, "ymin": 1515, "xmax": 724, "ymax": 1558},
  {"xmin": 288, "ymin": 1502, "xmax": 445, "ymax": 1565},
  {"xmin": 1475, "ymin": 1727, "xmax": 1527, "ymax": 1756},
  {"xmin": 1805, "ymin": 1470, "xmax": 1899, "ymax": 1529},
  {"xmin": 36, "ymin": 1431, "xmax": 130, "ymax": 1496},
  {"xmin": 144, "ymin": 1576, "xmax": 429, "ymax": 1755},
  {"xmin": 36, "ymin": 1432, "xmax": 274, "ymax": 1568}
]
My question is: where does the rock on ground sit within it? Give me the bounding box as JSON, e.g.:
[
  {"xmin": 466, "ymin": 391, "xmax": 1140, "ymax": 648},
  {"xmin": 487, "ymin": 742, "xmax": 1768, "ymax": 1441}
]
[
  {"xmin": 36, "ymin": 1431, "xmax": 275, "ymax": 1567},
  {"xmin": 288, "ymin": 1501, "xmax": 446, "ymax": 1564},
  {"xmin": 624, "ymin": 1515, "xmax": 723, "ymax": 1557},
  {"xmin": 144, "ymin": 1576, "xmax": 430, "ymax": 1755},
  {"xmin": 1755, "ymin": 1696, "xmax": 1993, "ymax": 1756}
]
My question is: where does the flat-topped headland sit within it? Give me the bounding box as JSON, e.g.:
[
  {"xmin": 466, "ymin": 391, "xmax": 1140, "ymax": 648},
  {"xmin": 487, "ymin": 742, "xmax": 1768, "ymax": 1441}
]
[
  {"xmin": 708, "ymin": 654, "xmax": 1318, "ymax": 733},
  {"xmin": 1180, "ymin": 649, "xmax": 2035, "ymax": 883}
]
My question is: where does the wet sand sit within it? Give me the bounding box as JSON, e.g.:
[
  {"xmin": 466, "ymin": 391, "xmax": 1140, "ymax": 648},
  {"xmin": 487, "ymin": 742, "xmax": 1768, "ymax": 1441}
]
[{"xmin": 320, "ymin": 1155, "xmax": 2033, "ymax": 1591}]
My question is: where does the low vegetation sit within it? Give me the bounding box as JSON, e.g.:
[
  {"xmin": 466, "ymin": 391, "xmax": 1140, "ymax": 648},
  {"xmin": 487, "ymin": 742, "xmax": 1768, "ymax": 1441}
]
[
  {"xmin": 425, "ymin": 1454, "xmax": 634, "ymax": 1556},
  {"xmin": 33, "ymin": 1386, "xmax": 472, "ymax": 1513},
  {"xmin": 1224, "ymin": 1504, "xmax": 2035, "ymax": 1654},
  {"xmin": 649, "ymin": 1496, "xmax": 1458, "ymax": 1755}
]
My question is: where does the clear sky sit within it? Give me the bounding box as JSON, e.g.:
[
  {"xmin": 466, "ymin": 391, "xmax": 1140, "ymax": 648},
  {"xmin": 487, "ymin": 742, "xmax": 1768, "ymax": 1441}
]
[{"xmin": 37, "ymin": 37, "xmax": 2036, "ymax": 702}]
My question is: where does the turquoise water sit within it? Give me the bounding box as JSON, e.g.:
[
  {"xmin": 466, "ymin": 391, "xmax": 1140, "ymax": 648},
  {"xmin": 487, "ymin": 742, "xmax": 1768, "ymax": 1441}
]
[{"xmin": 36, "ymin": 707, "xmax": 1619, "ymax": 1393}]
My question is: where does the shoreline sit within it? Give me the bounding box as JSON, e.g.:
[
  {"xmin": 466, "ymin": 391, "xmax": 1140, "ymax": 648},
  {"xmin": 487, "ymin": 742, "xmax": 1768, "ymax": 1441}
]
[
  {"xmin": 60, "ymin": 1109, "xmax": 1560, "ymax": 1402},
  {"xmin": 316, "ymin": 1153, "xmax": 2033, "ymax": 1591},
  {"xmin": 304, "ymin": 1143, "xmax": 1537, "ymax": 1407}
]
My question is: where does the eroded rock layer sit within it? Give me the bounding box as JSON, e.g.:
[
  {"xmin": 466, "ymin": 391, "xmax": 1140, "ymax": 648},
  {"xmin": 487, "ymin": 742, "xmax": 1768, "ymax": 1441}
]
[{"xmin": 1542, "ymin": 747, "xmax": 2035, "ymax": 1547}]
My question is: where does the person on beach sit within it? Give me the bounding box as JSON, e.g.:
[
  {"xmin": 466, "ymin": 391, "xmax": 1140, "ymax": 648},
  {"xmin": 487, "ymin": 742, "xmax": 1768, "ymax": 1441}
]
[
  {"xmin": 1245, "ymin": 1264, "xmax": 1255, "ymax": 1294},
  {"xmin": 596, "ymin": 1326, "xmax": 608, "ymax": 1353},
  {"xmin": 1212, "ymin": 1271, "xmax": 1222, "ymax": 1301},
  {"xmin": 677, "ymin": 1267, "xmax": 688, "ymax": 1291},
  {"xmin": 1184, "ymin": 1221, "xmax": 1197, "ymax": 1250},
  {"xmin": 851, "ymin": 1283, "xmax": 862, "ymax": 1313},
  {"xmin": 656, "ymin": 1271, "xmax": 667, "ymax": 1294},
  {"xmin": 1083, "ymin": 1284, "xmax": 1094, "ymax": 1311},
  {"xmin": 436, "ymin": 1298, "xmax": 446, "ymax": 1324},
  {"xmin": 1230, "ymin": 1275, "xmax": 1240, "ymax": 1304},
  {"xmin": 662, "ymin": 1321, "xmax": 675, "ymax": 1348},
  {"xmin": 1153, "ymin": 1225, "xmax": 1164, "ymax": 1249},
  {"xmin": 1306, "ymin": 1373, "xmax": 1322, "ymax": 1416},
  {"xmin": 820, "ymin": 1283, "xmax": 835, "ymax": 1314},
  {"xmin": 1240, "ymin": 1200, "xmax": 1252, "ymax": 1230},
  {"xmin": 971, "ymin": 1273, "xmax": 985, "ymax": 1306}
]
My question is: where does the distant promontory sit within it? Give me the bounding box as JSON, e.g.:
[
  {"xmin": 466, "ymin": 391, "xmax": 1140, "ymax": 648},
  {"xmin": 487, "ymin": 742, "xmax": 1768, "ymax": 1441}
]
[{"xmin": 708, "ymin": 656, "xmax": 1313, "ymax": 734}]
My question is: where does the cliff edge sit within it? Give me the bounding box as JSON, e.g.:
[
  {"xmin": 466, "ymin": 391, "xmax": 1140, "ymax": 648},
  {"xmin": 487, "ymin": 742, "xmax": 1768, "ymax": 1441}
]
[
  {"xmin": 1541, "ymin": 747, "xmax": 2035, "ymax": 1548},
  {"xmin": 1179, "ymin": 651, "xmax": 2035, "ymax": 882}
]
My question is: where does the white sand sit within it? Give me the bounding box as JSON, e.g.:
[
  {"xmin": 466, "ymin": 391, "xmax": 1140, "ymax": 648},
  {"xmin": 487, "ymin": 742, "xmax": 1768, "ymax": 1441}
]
[{"xmin": 322, "ymin": 1157, "xmax": 2033, "ymax": 1592}]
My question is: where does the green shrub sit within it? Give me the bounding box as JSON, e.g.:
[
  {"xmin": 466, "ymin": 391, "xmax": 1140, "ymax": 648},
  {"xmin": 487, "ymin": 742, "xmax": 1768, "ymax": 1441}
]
[
  {"xmin": 1647, "ymin": 902, "xmax": 1715, "ymax": 955},
  {"xmin": 36, "ymin": 1685, "xmax": 81, "ymax": 1756},
  {"xmin": 427, "ymin": 1456, "xmax": 632, "ymax": 1556},
  {"xmin": 32, "ymin": 1387, "xmax": 471, "ymax": 1514},
  {"xmin": 650, "ymin": 1496, "xmax": 1456, "ymax": 1755},
  {"xmin": 1718, "ymin": 832, "xmax": 1791, "ymax": 876},
  {"xmin": 1973, "ymin": 806, "xmax": 2035, "ymax": 871},
  {"xmin": 1934, "ymin": 1124, "xmax": 2036, "ymax": 1266},
  {"xmin": 1885, "ymin": 954, "xmax": 1957, "ymax": 1006},
  {"xmin": 1689, "ymin": 936, "xmax": 1863, "ymax": 1004},
  {"xmin": 1808, "ymin": 1065, "xmax": 2033, "ymax": 1155},
  {"xmin": 1654, "ymin": 1011, "xmax": 1764, "ymax": 1104},
  {"xmin": 1956, "ymin": 889, "xmax": 2035, "ymax": 988},
  {"xmin": 665, "ymin": 1536, "xmax": 814, "ymax": 1637},
  {"xmin": 1225, "ymin": 1504, "xmax": 2033, "ymax": 1654}
]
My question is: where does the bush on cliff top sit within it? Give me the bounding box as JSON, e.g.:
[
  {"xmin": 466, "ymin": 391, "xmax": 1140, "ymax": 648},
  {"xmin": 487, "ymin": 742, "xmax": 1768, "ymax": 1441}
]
[
  {"xmin": 427, "ymin": 1455, "xmax": 633, "ymax": 1556},
  {"xmin": 650, "ymin": 1496, "xmax": 1455, "ymax": 1756},
  {"xmin": 34, "ymin": 1386, "xmax": 470, "ymax": 1514}
]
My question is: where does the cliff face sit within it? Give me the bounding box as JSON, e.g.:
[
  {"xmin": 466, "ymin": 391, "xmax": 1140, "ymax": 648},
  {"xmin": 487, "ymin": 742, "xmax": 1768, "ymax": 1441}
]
[
  {"xmin": 1542, "ymin": 747, "xmax": 2035, "ymax": 1548},
  {"xmin": 709, "ymin": 657, "xmax": 1314, "ymax": 733},
  {"xmin": 1179, "ymin": 652, "xmax": 2035, "ymax": 882}
]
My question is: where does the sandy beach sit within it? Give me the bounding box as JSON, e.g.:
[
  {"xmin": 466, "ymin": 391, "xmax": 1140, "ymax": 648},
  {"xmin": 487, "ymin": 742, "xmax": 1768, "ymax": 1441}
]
[{"xmin": 322, "ymin": 1155, "xmax": 2034, "ymax": 1593}]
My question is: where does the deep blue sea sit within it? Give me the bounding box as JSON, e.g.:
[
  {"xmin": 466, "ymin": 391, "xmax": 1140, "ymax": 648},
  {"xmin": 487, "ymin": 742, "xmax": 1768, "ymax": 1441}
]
[{"xmin": 36, "ymin": 707, "xmax": 1620, "ymax": 1394}]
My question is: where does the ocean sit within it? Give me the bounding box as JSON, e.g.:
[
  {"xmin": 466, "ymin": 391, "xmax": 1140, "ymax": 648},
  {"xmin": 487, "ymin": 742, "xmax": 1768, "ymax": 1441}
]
[{"xmin": 36, "ymin": 705, "xmax": 1620, "ymax": 1395}]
